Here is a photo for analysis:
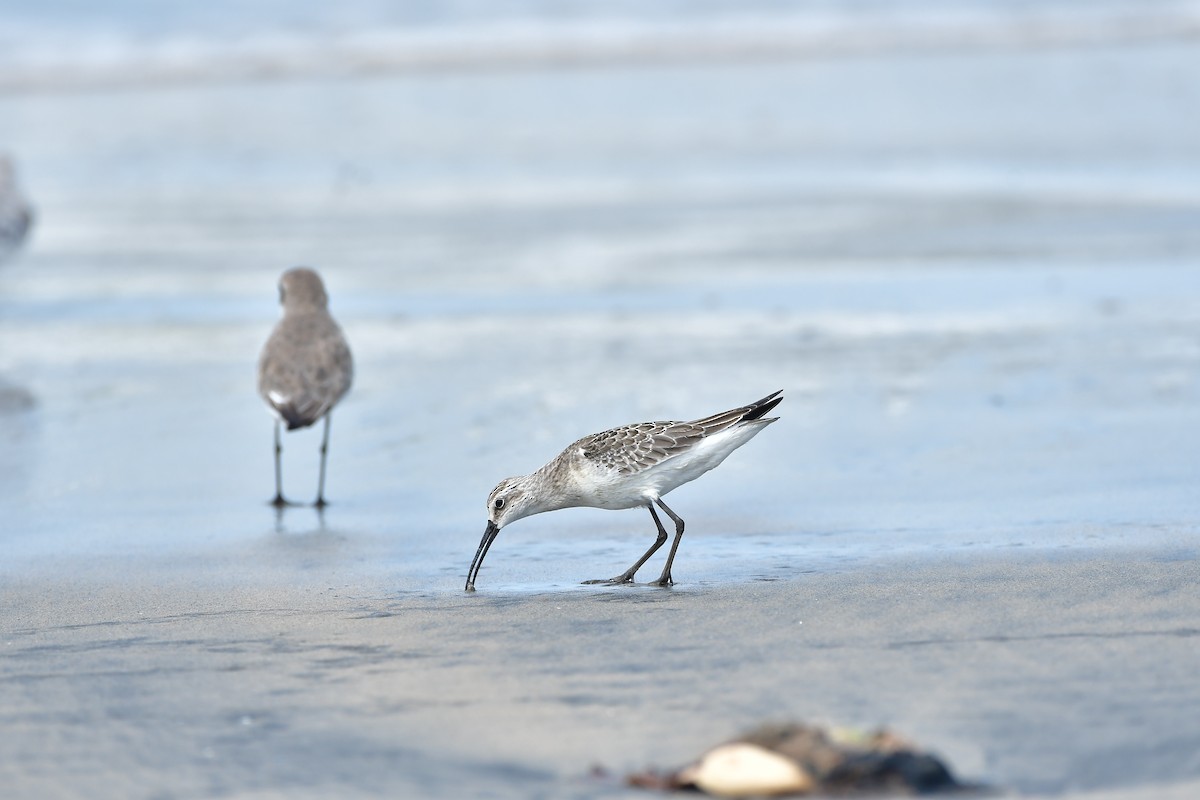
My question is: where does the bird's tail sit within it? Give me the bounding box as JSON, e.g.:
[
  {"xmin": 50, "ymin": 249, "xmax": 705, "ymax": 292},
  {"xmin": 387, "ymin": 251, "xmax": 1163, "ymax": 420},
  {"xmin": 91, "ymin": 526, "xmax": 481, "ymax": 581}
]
[
  {"xmin": 693, "ymin": 390, "xmax": 783, "ymax": 430},
  {"xmin": 741, "ymin": 389, "xmax": 783, "ymax": 421}
]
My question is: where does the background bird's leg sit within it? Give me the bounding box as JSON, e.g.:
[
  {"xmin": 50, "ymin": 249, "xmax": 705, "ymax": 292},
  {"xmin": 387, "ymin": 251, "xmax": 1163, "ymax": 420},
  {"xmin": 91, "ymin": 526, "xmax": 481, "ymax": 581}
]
[
  {"xmin": 315, "ymin": 414, "xmax": 331, "ymax": 508},
  {"xmin": 270, "ymin": 419, "xmax": 288, "ymax": 507},
  {"xmin": 582, "ymin": 502, "xmax": 669, "ymax": 585},
  {"xmin": 651, "ymin": 498, "xmax": 685, "ymax": 586}
]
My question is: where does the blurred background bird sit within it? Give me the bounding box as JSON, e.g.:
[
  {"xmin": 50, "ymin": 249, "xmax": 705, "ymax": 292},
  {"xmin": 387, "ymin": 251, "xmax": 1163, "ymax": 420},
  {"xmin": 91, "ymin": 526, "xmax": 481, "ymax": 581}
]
[
  {"xmin": 257, "ymin": 267, "xmax": 354, "ymax": 508},
  {"xmin": 0, "ymin": 155, "xmax": 33, "ymax": 264}
]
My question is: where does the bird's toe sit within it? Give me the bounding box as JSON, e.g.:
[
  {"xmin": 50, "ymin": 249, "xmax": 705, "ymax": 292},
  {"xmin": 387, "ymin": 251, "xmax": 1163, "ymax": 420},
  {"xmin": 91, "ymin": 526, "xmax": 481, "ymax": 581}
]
[{"xmin": 582, "ymin": 575, "xmax": 635, "ymax": 586}]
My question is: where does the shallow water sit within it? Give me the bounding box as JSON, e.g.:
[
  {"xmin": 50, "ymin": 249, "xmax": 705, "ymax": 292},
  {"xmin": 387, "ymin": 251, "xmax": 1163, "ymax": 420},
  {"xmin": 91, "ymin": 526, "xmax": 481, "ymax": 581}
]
[{"xmin": 2, "ymin": 226, "xmax": 1196, "ymax": 586}]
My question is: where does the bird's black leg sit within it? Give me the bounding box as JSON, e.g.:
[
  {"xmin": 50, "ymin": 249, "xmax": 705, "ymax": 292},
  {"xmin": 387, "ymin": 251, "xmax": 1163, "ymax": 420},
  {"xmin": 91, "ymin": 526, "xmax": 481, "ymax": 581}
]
[
  {"xmin": 270, "ymin": 419, "xmax": 288, "ymax": 507},
  {"xmin": 582, "ymin": 503, "xmax": 669, "ymax": 585},
  {"xmin": 315, "ymin": 413, "xmax": 331, "ymax": 508},
  {"xmin": 650, "ymin": 498, "xmax": 685, "ymax": 586}
]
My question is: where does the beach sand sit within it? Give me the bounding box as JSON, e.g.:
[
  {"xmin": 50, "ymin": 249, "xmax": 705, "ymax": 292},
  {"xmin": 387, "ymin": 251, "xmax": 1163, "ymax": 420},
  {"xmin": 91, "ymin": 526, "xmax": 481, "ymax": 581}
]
[{"xmin": 3, "ymin": 547, "xmax": 1197, "ymax": 798}]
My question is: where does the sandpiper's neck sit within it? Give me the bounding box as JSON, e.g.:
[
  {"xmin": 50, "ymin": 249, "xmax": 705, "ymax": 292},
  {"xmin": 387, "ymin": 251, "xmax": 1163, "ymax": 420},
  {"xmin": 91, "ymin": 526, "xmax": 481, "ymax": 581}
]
[
  {"xmin": 283, "ymin": 302, "xmax": 330, "ymax": 317},
  {"xmin": 529, "ymin": 458, "xmax": 584, "ymax": 513}
]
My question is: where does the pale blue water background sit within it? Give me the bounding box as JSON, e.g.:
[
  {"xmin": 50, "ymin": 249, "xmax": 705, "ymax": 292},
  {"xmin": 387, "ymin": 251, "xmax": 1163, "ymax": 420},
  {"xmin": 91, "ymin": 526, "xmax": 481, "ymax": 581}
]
[{"xmin": 2, "ymin": 0, "xmax": 1199, "ymax": 581}]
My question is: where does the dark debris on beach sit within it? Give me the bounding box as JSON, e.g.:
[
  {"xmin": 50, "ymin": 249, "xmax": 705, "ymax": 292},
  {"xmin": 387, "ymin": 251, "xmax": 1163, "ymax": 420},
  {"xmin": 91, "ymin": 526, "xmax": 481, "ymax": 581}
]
[{"xmin": 619, "ymin": 721, "xmax": 985, "ymax": 797}]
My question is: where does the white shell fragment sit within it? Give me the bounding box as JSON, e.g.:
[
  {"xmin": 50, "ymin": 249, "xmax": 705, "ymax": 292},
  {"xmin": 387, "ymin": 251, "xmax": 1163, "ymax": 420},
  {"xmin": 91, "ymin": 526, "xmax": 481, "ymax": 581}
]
[{"xmin": 680, "ymin": 743, "xmax": 815, "ymax": 797}]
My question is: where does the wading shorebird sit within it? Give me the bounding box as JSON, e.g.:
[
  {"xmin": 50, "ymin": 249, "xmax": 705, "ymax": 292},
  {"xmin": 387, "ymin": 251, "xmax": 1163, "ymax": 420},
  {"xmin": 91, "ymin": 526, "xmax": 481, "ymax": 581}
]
[
  {"xmin": 466, "ymin": 390, "xmax": 782, "ymax": 591},
  {"xmin": 0, "ymin": 155, "xmax": 34, "ymax": 263},
  {"xmin": 257, "ymin": 267, "xmax": 354, "ymax": 508}
]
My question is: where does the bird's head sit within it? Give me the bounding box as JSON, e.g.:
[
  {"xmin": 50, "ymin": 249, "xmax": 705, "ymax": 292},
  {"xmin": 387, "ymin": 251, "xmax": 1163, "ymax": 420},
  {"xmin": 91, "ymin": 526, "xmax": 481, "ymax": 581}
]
[
  {"xmin": 465, "ymin": 475, "xmax": 540, "ymax": 591},
  {"xmin": 278, "ymin": 267, "xmax": 329, "ymax": 311},
  {"xmin": 487, "ymin": 475, "xmax": 542, "ymax": 529}
]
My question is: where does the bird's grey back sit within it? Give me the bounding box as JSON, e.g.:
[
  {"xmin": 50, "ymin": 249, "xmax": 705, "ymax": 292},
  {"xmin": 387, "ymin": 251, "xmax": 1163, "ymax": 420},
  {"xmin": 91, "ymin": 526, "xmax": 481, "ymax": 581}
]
[
  {"xmin": 578, "ymin": 421, "xmax": 707, "ymax": 475},
  {"xmin": 258, "ymin": 269, "xmax": 353, "ymax": 430},
  {"xmin": 574, "ymin": 391, "xmax": 782, "ymax": 476}
]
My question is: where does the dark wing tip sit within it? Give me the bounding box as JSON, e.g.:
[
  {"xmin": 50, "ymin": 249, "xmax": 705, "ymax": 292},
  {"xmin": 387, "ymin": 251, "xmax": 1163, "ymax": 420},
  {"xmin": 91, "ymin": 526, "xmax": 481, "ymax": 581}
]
[{"xmin": 742, "ymin": 390, "xmax": 783, "ymax": 421}]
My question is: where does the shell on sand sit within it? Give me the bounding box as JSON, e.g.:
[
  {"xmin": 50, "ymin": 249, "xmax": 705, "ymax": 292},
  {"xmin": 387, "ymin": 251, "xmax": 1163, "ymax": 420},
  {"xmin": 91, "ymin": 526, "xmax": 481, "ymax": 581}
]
[
  {"xmin": 625, "ymin": 720, "xmax": 969, "ymax": 797},
  {"xmin": 677, "ymin": 743, "xmax": 815, "ymax": 797}
]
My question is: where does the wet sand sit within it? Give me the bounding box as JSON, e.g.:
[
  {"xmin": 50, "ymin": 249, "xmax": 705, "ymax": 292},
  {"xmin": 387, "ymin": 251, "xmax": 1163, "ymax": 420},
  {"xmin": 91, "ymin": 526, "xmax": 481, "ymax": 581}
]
[{"xmin": 3, "ymin": 547, "xmax": 1197, "ymax": 798}]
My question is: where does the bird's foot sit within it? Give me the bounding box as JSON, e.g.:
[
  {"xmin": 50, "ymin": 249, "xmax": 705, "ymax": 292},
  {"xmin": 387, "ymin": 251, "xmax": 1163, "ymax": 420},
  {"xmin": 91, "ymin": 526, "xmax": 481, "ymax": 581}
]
[
  {"xmin": 650, "ymin": 574, "xmax": 674, "ymax": 587},
  {"xmin": 582, "ymin": 574, "xmax": 635, "ymax": 586},
  {"xmin": 269, "ymin": 494, "xmax": 292, "ymax": 508},
  {"xmin": 313, "ymin": 497, "xmax": 328, "ymax": 509}
]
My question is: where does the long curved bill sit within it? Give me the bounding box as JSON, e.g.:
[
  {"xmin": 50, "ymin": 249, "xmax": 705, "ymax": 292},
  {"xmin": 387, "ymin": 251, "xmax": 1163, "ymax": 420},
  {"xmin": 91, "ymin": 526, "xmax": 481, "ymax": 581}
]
[{"xmin": 466, "ymin": 521, "xmax": 500, "ymax": 591}]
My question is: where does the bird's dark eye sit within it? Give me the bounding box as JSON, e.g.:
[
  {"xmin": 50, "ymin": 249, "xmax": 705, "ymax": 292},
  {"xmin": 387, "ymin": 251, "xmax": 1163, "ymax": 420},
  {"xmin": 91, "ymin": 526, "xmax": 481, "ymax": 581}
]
[{"xmin": 494, "ymin": 497, "xmax": 505, "ymax": 510}]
